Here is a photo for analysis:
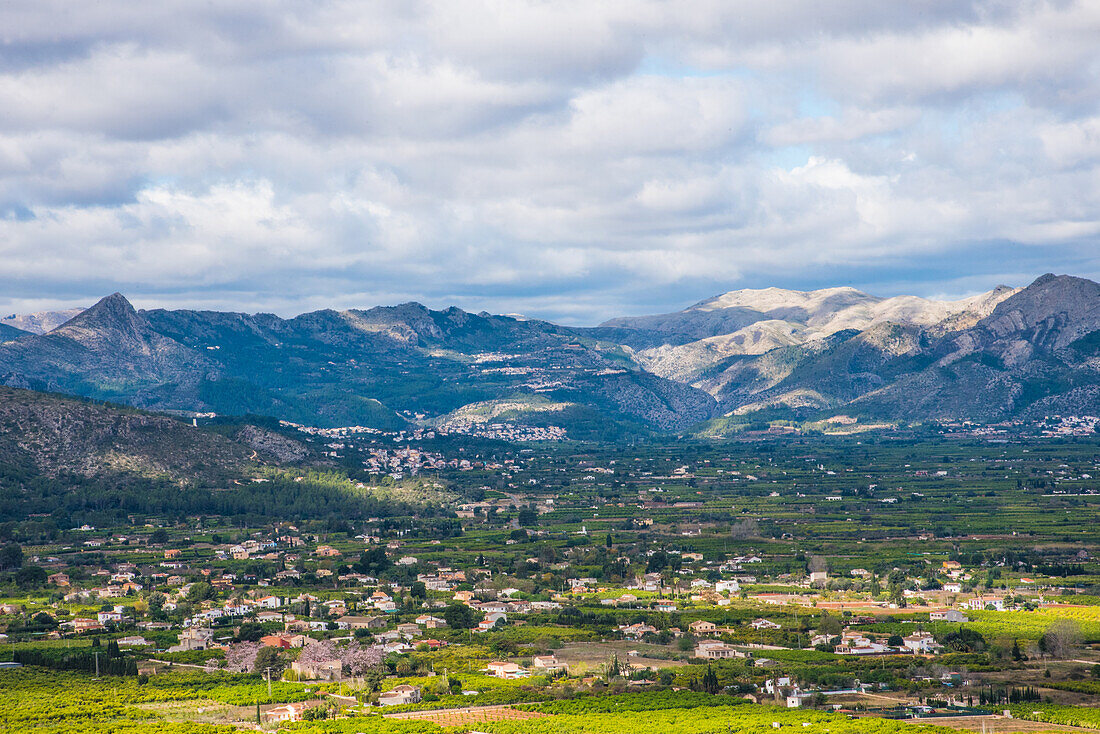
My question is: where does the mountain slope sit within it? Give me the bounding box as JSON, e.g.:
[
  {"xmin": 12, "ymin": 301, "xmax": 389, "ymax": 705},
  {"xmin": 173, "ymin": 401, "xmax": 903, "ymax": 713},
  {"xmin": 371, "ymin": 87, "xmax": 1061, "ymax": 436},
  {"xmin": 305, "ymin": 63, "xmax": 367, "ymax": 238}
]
[
  {"xmin": 0, "ymin": 323, "xmax": 29, "ymax": 342},
  {"xmin": 0, "ymin": 386, "xmax": 460, "ymax": 526},
  {"xmin": 839, "ymin": 274, "xmax": 1100, "ymax": 420},
  {"xmin": 0, "ymin": 295, "xmax": 716, "ymax": 433},
  {"xmin": 0, "ymin": 293, "xmax": 217, "ymax": 406},
  {"xmin": 0, "ymin": 386, "xmax": 297, "ymax": 481}
]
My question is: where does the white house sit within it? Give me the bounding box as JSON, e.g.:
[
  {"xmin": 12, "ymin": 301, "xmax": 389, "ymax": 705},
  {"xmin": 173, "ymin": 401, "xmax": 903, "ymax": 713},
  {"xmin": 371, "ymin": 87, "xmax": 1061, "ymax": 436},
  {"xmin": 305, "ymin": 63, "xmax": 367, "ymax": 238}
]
[
  {"xmin": 695, "ymin": 641, "xmax": 738, "ymax": 659},
  {"xmin": 532, "ymin": 655, "xmax": 567, "ymax": 673},
  {"xmin": 378, "ymin": 685, "xmax": 421, "ymax": 706},
  {"xmin": 903, "ymin": 632, "xmax": 939, "ymax": 654},
  {"xmin": 486, "ymin": 661, "xmax": 528, "ymax": 679}
]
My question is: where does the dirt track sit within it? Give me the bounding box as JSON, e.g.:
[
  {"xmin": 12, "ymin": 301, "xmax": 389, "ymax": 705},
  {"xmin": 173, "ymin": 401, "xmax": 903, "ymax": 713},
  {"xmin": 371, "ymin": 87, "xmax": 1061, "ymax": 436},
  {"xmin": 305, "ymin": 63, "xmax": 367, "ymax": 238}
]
[{"xmin": 384, "ymin": 703, "xmax": 547, "ymax": 726}]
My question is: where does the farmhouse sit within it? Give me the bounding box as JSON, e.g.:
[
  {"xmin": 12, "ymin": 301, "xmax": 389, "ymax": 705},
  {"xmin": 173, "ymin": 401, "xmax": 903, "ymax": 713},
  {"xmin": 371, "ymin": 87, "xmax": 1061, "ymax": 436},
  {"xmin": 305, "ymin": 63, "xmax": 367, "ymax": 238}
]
[
  {"xmin": 929, "ymin": 609, "xmax": 969, "ymax": 623},
  {"xmin": 486, "ymin": 661, "xmax": 529, "ymax": 679},
  {"xmin": 532, "ymin": 655, "xmax": 567, "ymax": 673},
  {"xmin": 902, "ymin": 632, "xmax": 940, "ymax": 654},
  {"xmin": 378, "ymin": 685, "xmax": 422, "ymax": 706},
  {"xmin": 695, "ymin": 640, "xmax": 740, "ymax": 659},
  {"xmin": 336, "ymin": 615, "xmax": 387, "ymax": 630},
  {"xmin": 750, "ymin": 618, "xmax": 781, "ymax": 630},
  {"xmin": 263, "ymin": 703, "xmax": 309, "ymax": 723},
  {"xmin": 688, "ymin": 620, "xmax": 718, "ymax": 636}
]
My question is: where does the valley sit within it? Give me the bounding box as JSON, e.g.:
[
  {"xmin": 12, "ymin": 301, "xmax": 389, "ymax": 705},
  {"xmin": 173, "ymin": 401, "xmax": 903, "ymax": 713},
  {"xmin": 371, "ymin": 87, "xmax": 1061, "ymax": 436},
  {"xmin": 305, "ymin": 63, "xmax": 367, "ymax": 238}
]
[
  {"xmin": 3, "ymin": 396, "xmax": 1100, "ymax": 733},
  {"xmin": 3, "ymin": 275, "xmax": 1100, "ymax": 734}
]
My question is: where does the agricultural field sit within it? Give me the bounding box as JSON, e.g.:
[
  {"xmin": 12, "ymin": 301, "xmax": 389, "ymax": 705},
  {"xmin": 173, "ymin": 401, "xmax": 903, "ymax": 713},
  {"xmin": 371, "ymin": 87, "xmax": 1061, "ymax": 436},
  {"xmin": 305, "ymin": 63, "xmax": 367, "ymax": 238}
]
[{"xmin": 4, "ymin": 433, "xmax": 1100, "ymax": 731}]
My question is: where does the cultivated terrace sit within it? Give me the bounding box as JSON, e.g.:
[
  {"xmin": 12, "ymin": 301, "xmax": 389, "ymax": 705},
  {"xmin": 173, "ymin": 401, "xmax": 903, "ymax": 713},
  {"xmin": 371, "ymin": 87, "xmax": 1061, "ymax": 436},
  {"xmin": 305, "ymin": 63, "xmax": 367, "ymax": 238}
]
[{"xmin": 4, "ymin": 430, "xmax": 1100, "ymax": 734}]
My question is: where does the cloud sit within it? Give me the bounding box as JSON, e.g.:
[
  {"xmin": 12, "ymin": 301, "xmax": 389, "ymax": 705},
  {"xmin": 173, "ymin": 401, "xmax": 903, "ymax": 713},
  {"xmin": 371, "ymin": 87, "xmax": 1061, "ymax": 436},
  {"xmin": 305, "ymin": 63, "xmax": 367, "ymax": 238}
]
[{"xmin": 0, "ymin": 0, "xmax": 1098, "ymax": 324}]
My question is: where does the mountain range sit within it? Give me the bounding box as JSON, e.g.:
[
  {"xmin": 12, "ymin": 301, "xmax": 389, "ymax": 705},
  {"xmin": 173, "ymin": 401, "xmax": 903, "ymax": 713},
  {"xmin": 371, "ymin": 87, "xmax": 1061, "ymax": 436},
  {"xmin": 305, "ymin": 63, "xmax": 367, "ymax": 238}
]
[{"xmin": 2, "ymin": 273, "xmax": 1099, "ymax": 435}]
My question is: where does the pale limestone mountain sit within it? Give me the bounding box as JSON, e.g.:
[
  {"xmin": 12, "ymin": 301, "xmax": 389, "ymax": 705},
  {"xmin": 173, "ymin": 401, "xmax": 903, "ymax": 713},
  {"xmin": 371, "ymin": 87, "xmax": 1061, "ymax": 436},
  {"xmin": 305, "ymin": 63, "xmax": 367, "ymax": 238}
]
[
  {"xmin": 605, "ymin": 285, "xmax": 1019, "ymax": 384},
  {"xmin": 702, "ymin": 274, "xmax": 1100, "ymax": 422},
  {"xmin": 1, "ymin": 307, "xmax": 85, "ymax": 334}
]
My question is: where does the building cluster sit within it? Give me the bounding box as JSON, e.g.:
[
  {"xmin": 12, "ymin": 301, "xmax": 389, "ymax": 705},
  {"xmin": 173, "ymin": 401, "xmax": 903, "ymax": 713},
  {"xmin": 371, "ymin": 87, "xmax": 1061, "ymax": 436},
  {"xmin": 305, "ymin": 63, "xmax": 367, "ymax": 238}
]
[
  {"xmin": 363, "ymin": 447, "xmax": 447, "ymax": 477},
  {"xmin": 434, "ymin": 420, "xmax": 567, "ymax": 442}
]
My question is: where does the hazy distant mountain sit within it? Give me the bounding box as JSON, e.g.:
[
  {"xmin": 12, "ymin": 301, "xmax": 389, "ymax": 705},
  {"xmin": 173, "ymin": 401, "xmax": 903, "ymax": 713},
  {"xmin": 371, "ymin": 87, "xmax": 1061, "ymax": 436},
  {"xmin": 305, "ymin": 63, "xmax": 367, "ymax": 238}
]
[{"xmin": 1, "ymin": 307, "xmax": 85, "ymax": 334}]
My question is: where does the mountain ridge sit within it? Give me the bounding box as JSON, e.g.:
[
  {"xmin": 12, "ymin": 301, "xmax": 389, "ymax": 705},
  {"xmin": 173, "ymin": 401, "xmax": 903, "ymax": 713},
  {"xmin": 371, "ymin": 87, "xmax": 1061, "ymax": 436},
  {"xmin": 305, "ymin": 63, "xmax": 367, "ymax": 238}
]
[
  {"xmin": 0, "ymin": 293, "xmax": 717, "ymax": 434},
  {"xmin": 2, "ymin": 274, "xmax": 1097, "ymax": 434},
  {"xmin": 0, "ymin": 323, "xmax": 30, "ymax": 342}
]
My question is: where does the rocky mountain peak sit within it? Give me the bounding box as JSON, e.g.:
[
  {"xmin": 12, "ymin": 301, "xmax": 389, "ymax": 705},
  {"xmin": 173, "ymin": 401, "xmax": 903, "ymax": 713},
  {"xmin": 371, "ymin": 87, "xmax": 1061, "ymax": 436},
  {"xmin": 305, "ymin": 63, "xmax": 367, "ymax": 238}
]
[
  {"xmin": 981, "ymin": 273, "xmax": 1100, "ymax": 347},
  {"xmin": 55, "ymin": 293, "xmax": 148, "ymax": 343}
]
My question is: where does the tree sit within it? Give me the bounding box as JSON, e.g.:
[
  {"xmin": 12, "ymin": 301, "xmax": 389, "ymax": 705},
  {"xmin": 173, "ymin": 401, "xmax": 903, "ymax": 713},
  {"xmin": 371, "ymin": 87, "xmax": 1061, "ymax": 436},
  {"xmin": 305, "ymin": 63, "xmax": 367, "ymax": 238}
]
[
  {"xmin": 33, "ymin": 611, "xmax": 57, "ymax": 629},
  {"xmin": 605, "ymin": 653, "xmax": 626, "ymax": 681},
  {"xmin": 221, "ymin": 642, "xmax": 260, "ymax": 673},
  {"xmin": 443, "ymin": 603, "xmax": 480, "ymax": 630},
  {"xmin": 517, "ymin": 507, "xmax": 538, "ymax": 526},
  {"xmin": 147, "ymin": 592, "xmax": 166, "ymax": 613},
  {"xmin": 340, "ymin": 640, "xmax": 383, "ymax": 676},
  {"xmin": 646, "ymin": 550, "xmax": 669, "ymax": 573},
  {"xmin": 302, "ymin": 706, "xmax": 328, "ymax": 721},
  {"xmin": 730, "ymin": 519, "xmax": 759, "ymax": 540},
  {"xmin": 818, "ymin": 612, "xmax": 842, "ymax": 636},
  {"xmin": 0, "ymin": 543, "xmax": 23, "ymax": 570},
  {"xmin": 186, "ymin": 582, "xmax": 216, "ymax": 602},
  {"xmin": 1041, "ymin": 620, "xmax": 1081, "ymax": 659},
  {"xmin": 254, "ymin": 645, "xmax": 286, "ymax": 678},
  {"xmin": 944, "ymin": 627, "xmax": 986, "ymax": 653},
  {"xmin": 15, "ymin": 565, "xmax": 47, "ymax": 588},
  {"xmin": 701, "ymin": 665, "xmax": 721, "ymax": 694},
  {"xmin": 356, "ymin": 546, "xmax": 391, "ymax": 576},
  {"xmin": 236, "ymin": 622, "xmax": 265, "ymax": 642},
  {"xmin": 149, "ymin": 528, "xmax": 169, "ymax": 544}
]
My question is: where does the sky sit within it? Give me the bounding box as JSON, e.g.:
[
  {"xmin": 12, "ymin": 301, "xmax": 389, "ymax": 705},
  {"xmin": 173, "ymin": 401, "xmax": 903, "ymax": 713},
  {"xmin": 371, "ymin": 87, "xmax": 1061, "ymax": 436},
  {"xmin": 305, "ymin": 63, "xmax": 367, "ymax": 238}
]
[{"xmin": 1, "ymin": 1, "xmax": 1099, "ymax": 325}]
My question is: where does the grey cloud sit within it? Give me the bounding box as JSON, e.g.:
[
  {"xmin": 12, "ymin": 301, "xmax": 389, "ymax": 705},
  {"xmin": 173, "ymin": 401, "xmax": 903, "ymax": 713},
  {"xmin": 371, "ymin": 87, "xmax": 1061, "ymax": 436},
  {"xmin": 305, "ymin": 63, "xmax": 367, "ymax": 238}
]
[{"xmin": 0, "ymin": 1, "xmax": 1098, "ymax": 325}]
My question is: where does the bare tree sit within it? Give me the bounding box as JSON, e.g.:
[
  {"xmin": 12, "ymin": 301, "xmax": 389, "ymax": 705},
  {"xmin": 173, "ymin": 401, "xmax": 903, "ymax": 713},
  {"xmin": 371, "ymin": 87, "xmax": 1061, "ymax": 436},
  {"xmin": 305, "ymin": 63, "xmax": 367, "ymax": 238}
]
[
  {"xmin": 1040, "ymin": 619, "xmax": 1081, "ymax": 659},
  {"xmin": 730, "ymin": 519, "xmax": 760, "ymax": 540}
]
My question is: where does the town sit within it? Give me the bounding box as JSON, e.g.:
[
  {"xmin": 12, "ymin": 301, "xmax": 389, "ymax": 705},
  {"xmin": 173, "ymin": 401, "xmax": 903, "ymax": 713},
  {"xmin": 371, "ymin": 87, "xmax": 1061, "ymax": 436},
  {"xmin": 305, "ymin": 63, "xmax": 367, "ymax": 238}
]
[{"xmin": 3, "ymin": 432, "xmax": 1100, "ymax": 733}]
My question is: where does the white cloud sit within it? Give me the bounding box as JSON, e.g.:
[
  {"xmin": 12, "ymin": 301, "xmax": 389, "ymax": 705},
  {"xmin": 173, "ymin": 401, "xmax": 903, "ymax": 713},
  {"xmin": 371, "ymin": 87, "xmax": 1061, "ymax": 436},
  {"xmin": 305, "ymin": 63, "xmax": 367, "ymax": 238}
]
[{"xmin": 0, "ymin": 0, "xmax": 1098, "ymax": 324}]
